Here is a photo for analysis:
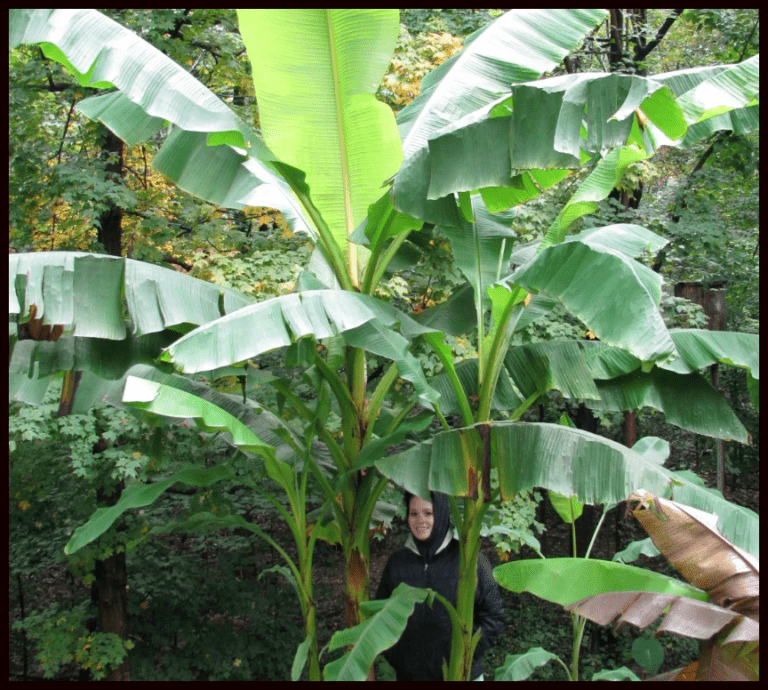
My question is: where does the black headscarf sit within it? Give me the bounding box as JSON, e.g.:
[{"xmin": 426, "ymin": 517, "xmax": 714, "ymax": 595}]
[{"xmin": 404, "ymin": 490, "xmax": 451, "ymax": 562}]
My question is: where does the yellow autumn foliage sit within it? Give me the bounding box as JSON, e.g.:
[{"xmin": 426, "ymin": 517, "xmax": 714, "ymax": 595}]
[{"xmin": 380, "ymin": 27, "xmax": 464, "ymax": 112}]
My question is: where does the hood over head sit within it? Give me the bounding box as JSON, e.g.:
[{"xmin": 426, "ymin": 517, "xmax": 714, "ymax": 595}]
[{"xmin": 404, "ymin": 490, "xmax": 451, "ymax": 561}]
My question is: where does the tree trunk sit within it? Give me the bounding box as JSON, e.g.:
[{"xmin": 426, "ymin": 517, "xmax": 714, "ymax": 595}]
[
  {"xmin": 83, "ymin": 128, "xmax": 132, "ymax": 679},
  {"xmin": 91, "ymin": 483, "xmax": 131, "ymax": 681},
  {"xmin": 97, "ymin": 128, "xmax": 124, "ymax": 257},
  {"xmin": 674, "ymin": 282, "xmax": 728, "ymax": 493}
]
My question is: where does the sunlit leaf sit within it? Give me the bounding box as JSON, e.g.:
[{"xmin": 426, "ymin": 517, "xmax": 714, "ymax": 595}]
[{"xmin": 238, "ymin": 9, "xmax": 402, "ymax": 269}]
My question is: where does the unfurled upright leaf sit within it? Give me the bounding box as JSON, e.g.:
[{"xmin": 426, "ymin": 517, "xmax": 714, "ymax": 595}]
[{"xmin": 238, "ymin": 9, "xmax": 402, "ymax": 277}]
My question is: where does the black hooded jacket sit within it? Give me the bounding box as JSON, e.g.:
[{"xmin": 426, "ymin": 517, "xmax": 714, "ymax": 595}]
[{"xmin": 375, "ymin": 492, "xmax": 504, "ymax": 680}]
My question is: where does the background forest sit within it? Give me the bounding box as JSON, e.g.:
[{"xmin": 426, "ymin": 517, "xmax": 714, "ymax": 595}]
[{"xmin": 9, "ymin": 9, "xmax": 758, "ymax": 681}]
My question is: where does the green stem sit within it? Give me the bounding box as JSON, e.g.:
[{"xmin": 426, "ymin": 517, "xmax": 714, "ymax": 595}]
[
  {"xmin": 362, "ymin": 223, "xmax": 413, "ymax": 295},
  {"xmin": 509, "ymin": 390, "xmax": 543, "ymax": 422},
  {"xmin": 571, "ymin": 521, "xmax": 577, "ymax": 560},
  {"xmin": 385, "ymin": 400, "xmax": 417, "ymax": 435},
  {"xmin": 275, "ymin": 161, "xmax": 354, "ymax": 292},
  {"xmin": 476, "ymin": 285, "xmax": 528, "ymax": 422},
  {"xmin": 425, "ymin": 334, "xmax": 474, "ymax": 428},
  {"xmin": 362, "ymin": 362, "xmax": 398, "ymax": 447},
  {"xmin": 555, "ymin": 655, "xmax": 574, "ymax": 681},
  {"xmin": 269, "ymin": 379, "xmax": 348, "ymax": 472},
  {"xmin": 570, "ymin": 613, "xmax": 588, "ymax": 681},
  {"xmin": 585, "ymin": 505, "xmax": 609, "ymax": 560},
  {"xmin": 447, "ymin": 495, "xmax": 487, "ymax": 681}
]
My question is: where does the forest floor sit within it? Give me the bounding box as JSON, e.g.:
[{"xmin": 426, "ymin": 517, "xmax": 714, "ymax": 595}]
[{"xmin": 9, "ymin": 460, "xmax": 758, "ymax": 681}]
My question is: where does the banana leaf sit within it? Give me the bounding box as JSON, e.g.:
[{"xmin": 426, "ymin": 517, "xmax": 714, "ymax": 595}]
[
  {"xmin": 494, "ymin": 648, "xmax": 565, "ymax": 682},
  {"xmin": 161, "ymin": 289, "xmax": 442, "ymax": 406},
  {"xmin": 10, "ymin": 252, "xmax": 253, "ymax": 339},
  {"xmin": 122, "ymin": 375, "xmax": 276, "ymax": 459},
  {"xmin": 664, "ymin": 329, "xmax": 759, "ymax": 379},
  {"xmin": 591, "ymin": 367, "xmax": 749, "ymax": 443},
  {"xmin": 10, "ymin": 332, "xmax": 176, "ymax": 382},
  {"xmin": 416, "ymin": 57, "xmax": 759, "ymax": 219},
  {"xmin": 675, "ymin": 55, "xmax": 760, "ymax": 125},
  {"xmin": 439, "ymin": 195, "xmax": 517, "ymax": 313},
  {"xmin": 647, "ymin": 61, "xmax": 760, "ymax": 148},
  {"xmin": 375, "ymin": 421, "xmax": 759, "ymax": 556},
  {"xmin": 323, "ymin": 583, "xmax": 435, "ymax": 681},
  {"xmin": 504, "ymin": 340, "xmax": 600, "ymax": 402},
  {"xmin": 493, "ymin": 558, "xmax": 708, "ymax": 608},
  {"xmin": 506, "ymin": 239, "xmax": 675, "ymax": 365},
  {"xmin": 393, "ymin": 9, "xmax": 608, "ymax": 225},
  {"xmin": 543, "ymin": 145, "xmax": 651, "ymax": 244},
  {"xmin": 627, "ymin": 492, "xmax": 759, "ymax": 615},
  {"xmin": 566, "ymin": 492, "xmax": 759, "ymax": 681},
  {"xmin": 64, "ymin": 464, "xmax": 242, "ymax": 554},
  {"xmin": 426, "ymin": 358, "xmax": 522, "ymax": 417},
  {"xmin": 566, "ymin": 591, "xmax": 758, "ymax": 644},
  {"xmin": 238, "ymin": 9, "xmax": 402, "ymax": 271}
]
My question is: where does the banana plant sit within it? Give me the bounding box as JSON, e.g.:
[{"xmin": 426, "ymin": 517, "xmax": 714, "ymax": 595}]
[
  {"xmin": 9, "ymin": 9, "xmax": 760, "ymax": 682},
  {"xmin": 372, "ymin": 50, "xmax": 758, "ymax": 680},
  {"xmin": 8, "ymin": 6, "xmax": 610, "ymax": 632}
]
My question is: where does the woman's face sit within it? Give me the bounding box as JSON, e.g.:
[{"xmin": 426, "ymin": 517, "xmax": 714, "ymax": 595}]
[{"xmin": 408, "ymin": 495, "xmax": 434, "ymax": 542}]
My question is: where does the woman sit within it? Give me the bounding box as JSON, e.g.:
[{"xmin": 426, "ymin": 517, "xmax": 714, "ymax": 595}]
[{"xmin": 375, "ymin": 491, "xmax": 504, "ymax": 681}]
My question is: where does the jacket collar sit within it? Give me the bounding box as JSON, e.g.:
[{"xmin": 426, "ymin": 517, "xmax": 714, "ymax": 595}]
[{"xmin": 405, "ymin": 528, "xmax": 453, "ymax": 558}]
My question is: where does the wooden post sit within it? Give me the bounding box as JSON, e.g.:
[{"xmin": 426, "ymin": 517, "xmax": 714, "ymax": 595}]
[{"xmin": 674, "ymin": 282, "xmax": 728, "ymax": 493}]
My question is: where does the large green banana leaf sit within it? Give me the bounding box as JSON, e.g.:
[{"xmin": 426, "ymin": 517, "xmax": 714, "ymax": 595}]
[
  {"xmin": 10, "ymin": 332, "xmax": 176, "ymax": 382},
  {"xmin": 112, "ymin": 365, "xmax": 308, "ymax": 464},
  {"xmin": 413, "ymin": 57, "xmax": 758, "ymax": 227},
  {"xmin": 647, "ymin": 60, "xmax": 760, "ymax": 148},
  {"xmin": 393, "ymin": 8, "xmax": 609, "ymax": 226},
  {"xmin": 508, "ymin": 222, "xmax": 669, "ymax": 268},
  {"xmin": 493, "ymin": 558, "xmax": 708, "ymax": 608},
  {"xmin": 664, "ymin": 329, "xmax": 759, "ymax": 378},
  {"xmin": 674, "ymin": 54, "xmax": 760, "ymax": 125},
  {"xmin": 591, "ymin": 368, "xmax": 749, "ymax": 443},
  {"xmin": 8, "ymin": 9, "xmax": 314, "ymax": 236},
  {"xmin": 505, "ymin": 239, "xmax": 675, "ymax": 365},
  {"xmin": 237, "ymin": 9, "xmax": 402, "ymax": 276},
  {"xmin": 10, "ymin": 252, "xmax": 253, "ymax": 339},
  {"xmin": 122, "ymin": 375, "xmax": 275, "ymax": 458},
  {"xmin": 504, "ymin": 337, "xmax": 750, "ymax": 442},
  {"xmin": 421, "ymin": 337, "xmax": 749, "ymax": 442},
  {"xmin": 375, "ymin": 421, "xmax": 758, "ymax": 556},
  {"xmin": 161, "ymin": 289, "xmax": 442, "ymax": 407}
]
